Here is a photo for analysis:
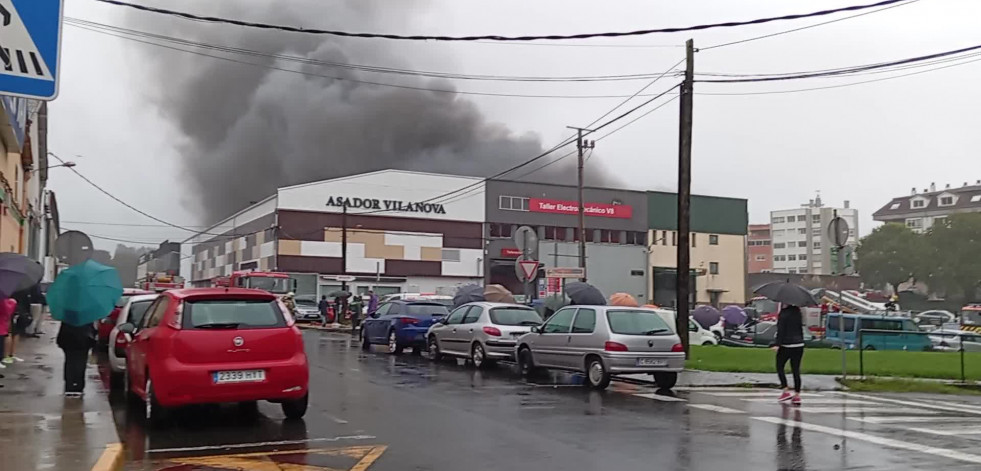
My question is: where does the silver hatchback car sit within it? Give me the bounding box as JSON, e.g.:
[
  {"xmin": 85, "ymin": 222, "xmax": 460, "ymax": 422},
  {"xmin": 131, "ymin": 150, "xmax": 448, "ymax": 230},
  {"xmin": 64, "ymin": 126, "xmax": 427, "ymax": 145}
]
[
  {"xmin": 427, "ymin": 302, "xmax": 543, "ymax": 368},
  {"xmin": 515, "ymin": 306, "xmax": 685, "ymax": 390}
]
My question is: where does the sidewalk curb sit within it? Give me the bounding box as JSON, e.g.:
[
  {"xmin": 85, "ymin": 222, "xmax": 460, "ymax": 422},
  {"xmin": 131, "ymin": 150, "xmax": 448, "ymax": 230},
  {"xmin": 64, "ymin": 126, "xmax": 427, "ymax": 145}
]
[{"xmin": 91, "ymin": 443, "xmax": 124, "ymax": 471}]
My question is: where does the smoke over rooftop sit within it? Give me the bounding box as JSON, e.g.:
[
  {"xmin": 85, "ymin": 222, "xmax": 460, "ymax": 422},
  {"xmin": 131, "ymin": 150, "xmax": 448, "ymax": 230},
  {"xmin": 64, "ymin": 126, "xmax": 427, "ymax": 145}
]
[{"xmin": 126, "ymin": 0, "xmax": 617, "ymax": 223}]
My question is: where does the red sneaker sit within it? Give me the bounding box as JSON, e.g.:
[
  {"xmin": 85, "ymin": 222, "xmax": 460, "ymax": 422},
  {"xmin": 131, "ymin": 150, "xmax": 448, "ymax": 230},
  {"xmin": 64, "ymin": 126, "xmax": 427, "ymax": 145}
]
[
  {"xmin": 791, "ymin": 395, "xmax": 802, "ymax": 405},
  {"xmin": 778, "ymin": 391, "xmax": 793, "ymax": 402}
]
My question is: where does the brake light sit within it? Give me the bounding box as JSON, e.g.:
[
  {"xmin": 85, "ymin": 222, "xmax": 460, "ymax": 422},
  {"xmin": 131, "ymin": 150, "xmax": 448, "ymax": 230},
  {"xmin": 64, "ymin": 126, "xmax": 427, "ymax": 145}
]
[
  {"xmin": 604, "ymin": 341, "xmax": 629, "ymax": 352},
  {"xmin": 483, "ymin": 326, "xmax": 502, "ymax": 337},
  {"xmin": 167, "ymin": 301, "xmax": 183, "ymax": 330},
  {"xmin": 399, "ymin": 317, "xmax": 419, "ymax": 325},
  {"xmin": 671, "ymin": 343, "xmax": 684, "ymax": 352}
]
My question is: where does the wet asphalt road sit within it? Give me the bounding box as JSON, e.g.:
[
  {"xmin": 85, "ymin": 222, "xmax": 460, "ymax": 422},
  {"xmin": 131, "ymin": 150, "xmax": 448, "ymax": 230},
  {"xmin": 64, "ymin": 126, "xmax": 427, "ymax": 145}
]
[{"xmin": 110, "ymin": 330, "xmax": 981, "ymax": 471}]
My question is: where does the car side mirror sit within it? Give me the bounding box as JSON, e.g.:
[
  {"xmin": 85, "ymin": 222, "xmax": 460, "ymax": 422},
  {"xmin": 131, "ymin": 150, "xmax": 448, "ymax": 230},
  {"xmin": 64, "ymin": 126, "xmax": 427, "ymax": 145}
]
[
  {"xmin": 118, "ymin": 323, "xmax": 135, "ymax": 334},
  {"xmin": 530, "ymin": 326, "xmax": 541, "ymax": 334},
  {"xmin": 371, "ymin": 312, "xmax": 380, "ymax": 319}
]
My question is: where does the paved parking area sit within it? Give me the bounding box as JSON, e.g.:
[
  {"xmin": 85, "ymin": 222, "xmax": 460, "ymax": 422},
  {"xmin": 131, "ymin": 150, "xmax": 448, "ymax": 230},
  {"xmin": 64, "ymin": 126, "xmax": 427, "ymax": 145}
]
[{"xmin": 115, "ymin": 331, "xmax": 981, "ymax": 471}]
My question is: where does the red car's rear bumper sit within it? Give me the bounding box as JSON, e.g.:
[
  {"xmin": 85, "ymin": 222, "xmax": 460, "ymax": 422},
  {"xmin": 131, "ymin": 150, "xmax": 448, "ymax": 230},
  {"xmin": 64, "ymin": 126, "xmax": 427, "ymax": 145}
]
[{"xmin": 152, "ymin": 354, "xmax": 309, "ymax": 407}]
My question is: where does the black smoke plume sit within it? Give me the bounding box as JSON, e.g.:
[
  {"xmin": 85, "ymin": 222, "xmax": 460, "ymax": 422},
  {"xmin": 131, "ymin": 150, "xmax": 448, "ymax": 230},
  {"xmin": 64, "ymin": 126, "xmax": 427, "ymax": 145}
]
[{"xmin": 126, "ymin": 1, "xmax": 616, "ymax": 222}]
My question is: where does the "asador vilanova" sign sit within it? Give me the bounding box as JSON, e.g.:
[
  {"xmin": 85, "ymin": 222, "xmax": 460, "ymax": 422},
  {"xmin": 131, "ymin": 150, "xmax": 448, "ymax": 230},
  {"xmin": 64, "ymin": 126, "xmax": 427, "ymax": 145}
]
[{"xmin": 326, "ymin": 196, "xmax": 447, "ymax": 214}]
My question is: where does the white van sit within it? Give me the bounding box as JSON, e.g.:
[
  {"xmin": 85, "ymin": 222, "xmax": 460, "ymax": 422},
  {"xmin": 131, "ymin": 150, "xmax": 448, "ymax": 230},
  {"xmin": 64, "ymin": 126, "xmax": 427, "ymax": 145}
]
[{"xmin": 651, "ymin": 309, "xmax": 718, "ymax": 346}]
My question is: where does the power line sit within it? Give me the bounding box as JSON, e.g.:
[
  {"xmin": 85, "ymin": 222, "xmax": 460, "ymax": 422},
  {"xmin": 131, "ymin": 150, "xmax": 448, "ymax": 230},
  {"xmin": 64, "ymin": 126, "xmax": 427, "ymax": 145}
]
[
  {"xmin": 64, "ymin": 18, "xmax": 679, "ymax": 84},
  {"xmin": 703, "ymin": 0, "xmax": 921, "ymax": 50},
  {"xmin": 698, "ymin": 42, "xmax": 981, "ymax": 83},
  {"xmin": 66, "ymin": 21, "xmax": 682, "ymax": 100},
  {"xmin": 94, "ymin": 0, "xmax": 909, "ymax": 42}
]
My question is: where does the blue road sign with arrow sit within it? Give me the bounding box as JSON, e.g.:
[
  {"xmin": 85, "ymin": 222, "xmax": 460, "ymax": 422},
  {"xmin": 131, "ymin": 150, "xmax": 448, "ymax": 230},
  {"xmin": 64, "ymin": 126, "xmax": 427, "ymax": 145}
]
[{"xmin": 0, "ymin": 0, "xmax": 63, "ymax": 100}]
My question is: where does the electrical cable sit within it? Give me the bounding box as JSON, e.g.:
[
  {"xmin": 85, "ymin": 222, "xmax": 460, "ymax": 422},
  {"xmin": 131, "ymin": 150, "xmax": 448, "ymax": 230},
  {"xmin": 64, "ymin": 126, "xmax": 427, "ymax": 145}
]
[
  {"xmin": 702, "ymin": 0, "xmax": 920, "ymax": 50},
  {"xmin": 64, "ymin": 17, "xmax": 679, "ymax": 84},
  {"xmin": 93, "ymin": 0, "xmax": 909, "ymax": 42}
]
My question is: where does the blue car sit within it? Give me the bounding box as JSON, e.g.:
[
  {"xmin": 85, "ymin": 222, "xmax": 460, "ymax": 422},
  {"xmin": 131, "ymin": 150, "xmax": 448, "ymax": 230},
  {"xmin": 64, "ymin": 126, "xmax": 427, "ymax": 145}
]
[{"xmin": 361, "ymin": 300, "xmax": 449, "ymax": 355}]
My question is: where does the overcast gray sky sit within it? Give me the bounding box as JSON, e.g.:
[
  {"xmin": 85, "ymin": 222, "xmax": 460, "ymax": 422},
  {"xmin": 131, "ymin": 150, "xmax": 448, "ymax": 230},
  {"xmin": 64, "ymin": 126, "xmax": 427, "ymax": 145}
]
[{"xmin": 48, "ymin": 0, "xmax": 981, "ymax": 255}]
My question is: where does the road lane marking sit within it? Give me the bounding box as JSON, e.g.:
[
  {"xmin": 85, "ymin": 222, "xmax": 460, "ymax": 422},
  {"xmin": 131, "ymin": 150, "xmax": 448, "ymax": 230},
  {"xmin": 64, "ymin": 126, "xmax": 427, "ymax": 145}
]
[
  {"xmin": 905, "ymin": 426, "xmax": 981, "ymax": 436},
  {"xmin": 166, "ymin": 445, "xmax": 389, "ymax": 471},
  {"xmin": 743, "ymin": 398, "xmax": 877, "ymax": 405},
  {"xmin": 921, "ymin": 399, "xmax": 981, "ymax": 414},
  {"xmin": 835, "ymin": 392, "xmax": 981, "ymax": 416},
  {"xmin": 91, "ymin": 443, "xmax": 123, "ymax": 471},
  {"xmin": 351, "ymin": 445, "xmax": 388, "ymax": 471},
  {"xmin": 794, "ymin": 407, "xmax": 939, "ymax": 415},
  {"xmin": 148, "ymin": 435, "xmax": 376, "ymax": 454},
  {"xmin": 754, "ymin": 416, "xmax": 981, "ymax": 465},
  {"xmin": 688, "ymin": 404, "xmax": 744, "ymax": 413},
  {"xmin": 328, "ymin": 415, "xmax": 350, "ymax": 424},
  {"xmin": 634, "ymin": 393, "xmax": 687, "ymax": 402},
  {"xmin": 701, "ymin": 391, "xmax": 824, "ymax": 397},
  {"xmin": 849, "ymin": 416, "xmax": 969, "ymax": 424}
]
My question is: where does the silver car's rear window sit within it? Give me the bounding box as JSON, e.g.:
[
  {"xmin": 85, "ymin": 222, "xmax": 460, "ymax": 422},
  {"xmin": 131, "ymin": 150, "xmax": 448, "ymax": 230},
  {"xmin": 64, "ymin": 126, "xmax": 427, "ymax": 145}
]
[
  {"xmin": 606, "ymin": 310, "xmax": 673, "ymax": 335},
  {"xmin": 489, "ymin": 307, "xmax": 542, "ymax": 326}
]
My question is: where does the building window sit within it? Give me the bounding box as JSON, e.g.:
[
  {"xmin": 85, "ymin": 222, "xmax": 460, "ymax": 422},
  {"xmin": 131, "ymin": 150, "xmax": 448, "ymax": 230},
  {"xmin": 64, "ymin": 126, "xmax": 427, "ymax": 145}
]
[
  {"xmin": 574, "ymin": 229, "xmax": 595, "ymax": 243},
  {"xmin": 889, "ymin": 202, "xmax": 901, "ymax": 210},
  {"xmin": 933, "ymin": 216, "xmax": 948, "ymax": 227},
  {"xmin": 661, "ymin": 230, "xmax": 668, "ymax": 246},
  {"xmin": 441, "ymin": 249, "xmax": 461, "ymax": 262},
  {"xmin": 788, "ymin": 255, "xmax": 797, "ymax": 261},
  {"xmin": 972, "ymin": 195, "xmax": 981, "ymax": 203},
  {"xmin": 755, "ymin": 255, "xmax": 766, "ymax": 261},
  {"xmin": 772, "ymin": 229, "xmax": 785, "ymax": 236},
  {"xmin": 797, "ymin": 228, "xmax": 806, "ymax": 234},
  {"xmin": 544, "ymin": 226, "xmax": 568, "ymax": 241},
  {"xmin": 626, "ymin": 231, "xmax": 646, "ymax": 246},
  {"xmin": 812, "ymin": 215, "xmax": 821, "ymax": 222},
  {"xmin": 672, "ymin": 231, "xmax": 677, "ymax": 246},
  {"xmin": 709, "ymin": 262, "xmax": 719, "ymax": 275},
  {"xmin": 798, "ymin": 241, "xmax": 807, "ymax": 248},
  {"xmin": 692, "ymin": 233, "xmax": 697, "ymax": 247},
  {"xmin": 774, "ymin": 255, "xmax": 786, "ymax": 262},
  {"xmin": 772, "ymin": 217, "xmax": 785, "ymax": 224},
  {"xmin": 799, "ymin": 254, "xmax": 807, "ymax": 261},
  {"xmin": 489, "ymin": 223, "xmax": 512, "ymax": 238},
  {"xmin": 813, "ymin": 242, "xmax": 821, "ymax": 249},
  {"xmin": 773, "ymin": 243, "xmax": 786, "ymax": 249},
  {"xmin": 939, "ymin": 196, "xmax": 955, "ymax": 207},
  {"xmin": 812, "ymin": 229, "xmax": 821, "ymax": 236},
  {"xmin": 599, "ymin": 229, "xmax": 620, "ymax": 244},
  {"xmin": 709, "ymin": 234, "xmax": 719, "ymax": 245},
  {"xmin": 499, "ymin": 196, "xmax": 529, "ymax": 211},
  {"xmin": 906, "ymin": 218, "xmax": 923, "ymax": 230},
  {"xmin": 912, "ymin": 199, "xmax": 926, "ymax": 209}
]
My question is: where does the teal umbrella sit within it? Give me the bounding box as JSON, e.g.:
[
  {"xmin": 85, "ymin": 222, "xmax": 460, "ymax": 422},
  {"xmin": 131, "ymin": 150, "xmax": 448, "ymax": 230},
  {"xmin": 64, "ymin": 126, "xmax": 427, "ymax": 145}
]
[{"xmin": 47, "ymin": 260, "xmax": 124, "ymax": 326}]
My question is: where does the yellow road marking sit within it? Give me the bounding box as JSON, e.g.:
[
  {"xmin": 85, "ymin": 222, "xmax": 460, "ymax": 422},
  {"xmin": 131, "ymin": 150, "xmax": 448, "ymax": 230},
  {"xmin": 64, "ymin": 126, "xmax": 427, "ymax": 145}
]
[
  {"xmin": 91, "ymin": 443, "xmax": 124, "ymax": 471},
  {"xmin": 166, "ymin": 444, "xmax": 387, "ymax": 471},
  {"xmin": 350, "ymin": 446, "xmax": 387, "ymax": 471}
]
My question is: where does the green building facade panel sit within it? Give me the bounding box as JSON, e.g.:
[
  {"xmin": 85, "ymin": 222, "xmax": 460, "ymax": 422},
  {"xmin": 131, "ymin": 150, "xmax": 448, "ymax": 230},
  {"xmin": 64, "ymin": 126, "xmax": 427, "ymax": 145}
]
[{"xmin": 647, "ymin": 192, "xmax": 748, "ymax": 235}]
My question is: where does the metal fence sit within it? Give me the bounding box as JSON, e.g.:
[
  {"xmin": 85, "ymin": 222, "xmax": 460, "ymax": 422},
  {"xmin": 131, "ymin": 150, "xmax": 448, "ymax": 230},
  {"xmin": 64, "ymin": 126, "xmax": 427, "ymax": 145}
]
[{"xmin": 856, "ymin": 328, "xmax": 977, "ymax": 383}]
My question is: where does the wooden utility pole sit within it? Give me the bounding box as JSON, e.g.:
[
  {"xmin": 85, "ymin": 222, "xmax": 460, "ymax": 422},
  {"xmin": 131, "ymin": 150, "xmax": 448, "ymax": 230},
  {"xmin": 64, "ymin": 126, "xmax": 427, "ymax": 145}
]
[
  {"xmin": 567, "ymin": 126, "xmax": 595, "ymax": 281},
  {"xmin": 676, "ymin": 39, "xmax": 695, "ymax": 355}
]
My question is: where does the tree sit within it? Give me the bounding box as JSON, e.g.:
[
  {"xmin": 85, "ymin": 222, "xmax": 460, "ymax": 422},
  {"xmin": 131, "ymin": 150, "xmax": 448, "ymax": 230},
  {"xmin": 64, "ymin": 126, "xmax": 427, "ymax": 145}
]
[
  {"xmin": 923, "ymin": 213, "xmax": 981, "ymax": 304},
  {"xmin": 855, "ymin": 223, "xmax": 924, "ymax": 291}
]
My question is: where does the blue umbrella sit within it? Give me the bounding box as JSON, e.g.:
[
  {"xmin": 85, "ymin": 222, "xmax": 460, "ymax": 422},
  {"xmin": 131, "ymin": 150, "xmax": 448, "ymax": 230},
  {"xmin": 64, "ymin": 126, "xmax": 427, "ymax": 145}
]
[
  {"xmin": 0, "ymin": 253, "xmax": 44, "ymax": 299},
  {"xmin": 47, "ymin": 260, "xmax": 124, "ymax": 326}
]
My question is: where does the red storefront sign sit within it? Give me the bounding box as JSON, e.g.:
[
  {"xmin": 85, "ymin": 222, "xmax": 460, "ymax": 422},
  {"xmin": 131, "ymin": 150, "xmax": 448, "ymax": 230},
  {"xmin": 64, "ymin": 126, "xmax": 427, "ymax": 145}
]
[
  {"xmin": 529, "ymin": 198, "xmax": 633, "ymax": 219},
  {"xmin": 500, "ymin": 248, "xmax": 522, "ymax": 258}
]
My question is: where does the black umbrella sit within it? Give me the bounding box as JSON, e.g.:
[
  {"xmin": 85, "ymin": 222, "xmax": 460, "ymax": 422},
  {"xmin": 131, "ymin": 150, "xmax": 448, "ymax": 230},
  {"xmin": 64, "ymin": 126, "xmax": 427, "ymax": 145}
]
[
  {"xmin": 0, "ymin": 253, "xmax": 43, "ymax": 299},
  {"xmin": 452, "ymin": 284, "xmax": 484, "ymax": 308},
  {"xmin": 328, "ymin": 290, "xmax": 351, "ymax": 298},
  {"xmin": 563, "ymin": 282, "xmax": 606, "ymax": 306},
  {"xmin": 754, "ymin": 281, "xmax": 819, "ymax": 307}
]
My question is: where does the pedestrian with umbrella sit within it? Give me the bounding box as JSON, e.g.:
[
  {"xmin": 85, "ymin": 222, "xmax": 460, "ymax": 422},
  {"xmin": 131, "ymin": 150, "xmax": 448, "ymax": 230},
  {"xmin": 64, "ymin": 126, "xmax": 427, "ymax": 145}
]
[
  {"xmin": 47, "ymin": 260, "xmax": 123, "ymax": 396},
  {"xmin": 0, "ymin": 253, "xmax": 44, "ymax": 365},
  {"xmin": 754, "ymin": 281, "xmax": 818, "ymax": 405}
]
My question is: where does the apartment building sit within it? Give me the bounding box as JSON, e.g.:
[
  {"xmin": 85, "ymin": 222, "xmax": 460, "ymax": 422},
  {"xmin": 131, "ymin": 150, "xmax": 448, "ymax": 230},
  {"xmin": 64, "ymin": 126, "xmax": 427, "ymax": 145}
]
[
  {"xmin": 770, "ymin": 195, "xmax": 858, "ymax": 275},
  {"xmin": 873, "ymin": 181, "xmax": 981, "ymax": 233},
  {"xmin": 748, "ymin": 224, "xmax": 773, "ymax": 273}
]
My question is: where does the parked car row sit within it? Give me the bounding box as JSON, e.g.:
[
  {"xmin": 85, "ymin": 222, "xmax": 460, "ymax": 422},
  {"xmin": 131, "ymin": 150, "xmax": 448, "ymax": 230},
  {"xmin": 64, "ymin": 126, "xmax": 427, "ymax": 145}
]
[
  {"xmin": 720, "ymin": 321, "xmax": 831, "ymax": 349},
  {"xmin": 109, "ymin": 288, "xmax": 310, "ymax": 427},
  {"xmin": 360, "ymin": 301, "xmax": 689, "ymax": 390}
]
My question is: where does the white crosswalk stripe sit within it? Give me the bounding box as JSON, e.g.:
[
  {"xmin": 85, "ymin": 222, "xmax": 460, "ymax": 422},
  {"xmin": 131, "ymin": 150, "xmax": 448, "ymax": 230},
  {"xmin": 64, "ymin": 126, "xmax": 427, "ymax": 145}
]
[
  {"xmin": 795, "ymin": 407, "xmax": 939, "ymax": 414},
  {"xmin": 688, "ymin": 404, "xmax": 744, "ymax": 414},
  {"xmin": 634, "ymin": 393, "xmax": 687, "ymax": 402},
  {"xmin": 849, "ymin": 416, "xmax": 968, "ymax": 424},
  {"xmin": 700, "ymin": 391, "xmax": 824, "ymax": 398},
  {"xmin": 742, "ymin": 398, "xmax": 878, "ymax": 405},
  {"xmin": 906, "ymin": 426, "xmax": 981, "ymax": 436}
]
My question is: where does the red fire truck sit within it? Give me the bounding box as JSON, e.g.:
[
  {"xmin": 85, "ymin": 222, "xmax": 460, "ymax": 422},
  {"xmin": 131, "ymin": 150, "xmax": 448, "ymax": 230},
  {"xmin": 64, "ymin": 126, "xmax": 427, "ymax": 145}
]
[
  {"xmin": 139, "ymin": 273, "xmax": 185, "ymax": 292},
  {"xmin": 214, "ymin": 270, "xmax": 295, "ymax": 295}
]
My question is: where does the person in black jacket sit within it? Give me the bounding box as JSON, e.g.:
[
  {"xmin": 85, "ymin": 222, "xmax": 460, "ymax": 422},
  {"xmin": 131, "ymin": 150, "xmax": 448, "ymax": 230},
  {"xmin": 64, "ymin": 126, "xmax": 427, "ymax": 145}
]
[
  {"xmin": 771, "ymin": 304, "xmax": 805, "ymax": 404},
  {"xmin": 56, "ymin": 316, "xmax": 96, "ymax": 397}
]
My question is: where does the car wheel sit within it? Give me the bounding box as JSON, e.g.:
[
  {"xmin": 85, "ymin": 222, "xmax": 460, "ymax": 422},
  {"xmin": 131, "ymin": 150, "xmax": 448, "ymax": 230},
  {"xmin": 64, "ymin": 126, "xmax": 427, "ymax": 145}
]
[
  {"xmin": 863, "ymin": 345, "xmax": 876, "ymax": 351},
  {"xmin": 388, "ymin": 330, "xmax": 403, "ymax": 355},
  {"xmin": 653, "ymin": 372, "xmax": 678, "ymax": 390},
  {"xmin": 281, "ymin": 394, "xmax": 308, "ymax": 420},
  {"xmin": 585, "ymin": 356, "xmax": 611, "ymax": 390},
  {"xmin": 517, "ymin": 347, "xmax": 538, "ymax": 378},
  {"xmin": 701, "ymin": 341, "xmax": 715, "ymax": 346},
  {"xmin": 144, "ymin": 378, "xmax": 169, "ymax": 428},
  {"xmin": 428, "ymin": 335, "xmax": 443, "ymax": 361},
  {"xmin": 471, "ymin": 343, "xmax": 490, "ymax": 369}
]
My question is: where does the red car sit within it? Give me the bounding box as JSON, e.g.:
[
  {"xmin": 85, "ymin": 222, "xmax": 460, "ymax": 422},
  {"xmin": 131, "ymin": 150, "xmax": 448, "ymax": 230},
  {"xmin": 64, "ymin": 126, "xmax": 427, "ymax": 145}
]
[
  {"xmin": 98, "ymin": 288, "xmax": 153, "ymax": 347},
  {"xmin": 119, "ymin": 288, "xmax": 309, "ymax": 425}
]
